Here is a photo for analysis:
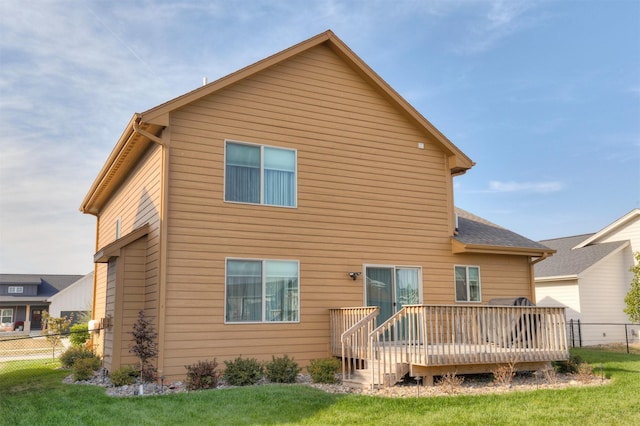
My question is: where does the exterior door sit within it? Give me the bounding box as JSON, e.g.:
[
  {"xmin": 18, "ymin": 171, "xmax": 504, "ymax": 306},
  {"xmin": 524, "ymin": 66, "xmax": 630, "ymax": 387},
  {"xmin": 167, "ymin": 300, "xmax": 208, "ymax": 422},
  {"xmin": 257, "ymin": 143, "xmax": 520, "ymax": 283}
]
[
  {"xmin": 365, "ymin": 266, "xmax": 421, "ymax": 324},
  {"xmin": 31, "ymin": 308, "xmax": 44, "ymax": 330}
]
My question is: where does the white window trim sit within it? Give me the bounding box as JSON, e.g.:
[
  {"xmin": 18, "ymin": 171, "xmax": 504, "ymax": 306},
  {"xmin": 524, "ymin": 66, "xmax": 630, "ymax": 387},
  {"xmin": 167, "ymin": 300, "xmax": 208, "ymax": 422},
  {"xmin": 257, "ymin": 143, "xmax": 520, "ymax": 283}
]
[
  {"xmin": 224, "ymin": 257, "xmax": 300, "ymax": 324},
  {"xmin": 362, "ymin": 264, "xmax": 423, "ymax": 307},
  {"xmin": 454, "ymin": 265, "xmax": 482, "ymax": 303},
  {"xmin": 8, "ymin": 286, "xmax": 24, "ymax": 294},
  {"xmin": 0, "ymin": 308, "xmax": 13, "ymax": 323},
  {"xmin": 223, "ymin": 139, "xmax": 298, "ymax": 208}
]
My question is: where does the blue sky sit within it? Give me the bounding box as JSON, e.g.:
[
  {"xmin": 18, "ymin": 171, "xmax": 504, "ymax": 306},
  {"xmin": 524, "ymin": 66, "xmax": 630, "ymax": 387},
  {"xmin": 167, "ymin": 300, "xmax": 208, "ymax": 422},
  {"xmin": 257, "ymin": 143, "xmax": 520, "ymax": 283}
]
[{"xmin": 1, "ymin": 0, "xmax": 638, "ymax": 274}]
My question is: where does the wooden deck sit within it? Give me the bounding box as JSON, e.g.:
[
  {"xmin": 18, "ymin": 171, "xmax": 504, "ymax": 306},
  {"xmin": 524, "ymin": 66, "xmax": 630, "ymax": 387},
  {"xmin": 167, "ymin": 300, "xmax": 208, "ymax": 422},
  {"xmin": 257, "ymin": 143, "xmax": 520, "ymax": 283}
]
[{"xmin": 330, "ymin": 305, "xmax": 569, "ymax": 387}]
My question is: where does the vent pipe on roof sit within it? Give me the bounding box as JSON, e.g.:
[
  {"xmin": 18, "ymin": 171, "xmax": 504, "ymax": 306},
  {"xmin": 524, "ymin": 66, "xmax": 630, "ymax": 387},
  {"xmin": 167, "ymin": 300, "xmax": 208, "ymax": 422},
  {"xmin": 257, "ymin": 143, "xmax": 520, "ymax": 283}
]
[{"xmin": 203, "ymin": 76, "xmax": 208, "ymax": 86}]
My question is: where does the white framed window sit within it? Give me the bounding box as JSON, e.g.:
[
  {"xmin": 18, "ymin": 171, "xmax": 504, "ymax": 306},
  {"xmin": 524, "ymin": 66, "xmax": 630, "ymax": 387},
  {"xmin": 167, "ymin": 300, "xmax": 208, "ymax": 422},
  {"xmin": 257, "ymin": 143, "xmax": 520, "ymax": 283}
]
[
  {"xmin": 225, "ymin": 259, "xmax": 299, "ymax": 323},
  {"xmin": 8, "ymin": 286, "xmax": 23, "ymax": 294},
  {"xmin": 1, "ymin": 308, "xmax": 13, "ymax": 323},
  {"xmin": 455, "ymin": 265, "xmax": 481, "ymax": 302},
  {"xmin": 224, "ymin": 140, "xmax": 297, "ymax": 207}
]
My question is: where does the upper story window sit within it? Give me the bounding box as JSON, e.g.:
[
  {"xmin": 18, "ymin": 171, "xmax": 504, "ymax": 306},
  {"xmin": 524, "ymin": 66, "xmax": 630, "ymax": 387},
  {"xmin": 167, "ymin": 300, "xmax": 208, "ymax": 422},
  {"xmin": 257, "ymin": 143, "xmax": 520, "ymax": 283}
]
[
  {"xmin": 8, "ymin": 286, "xmax": 23, "ymax": 294},
  {"xmin": 225, "ymin": 259, "xmax": 299, "ymax": 323},
  {"xmin": 224, "ymin": 141, "xmax": 296, "ymax": 207},
  {"xmin": 455, "ymin": 265, "xmax": 481, "ymax": 302}
]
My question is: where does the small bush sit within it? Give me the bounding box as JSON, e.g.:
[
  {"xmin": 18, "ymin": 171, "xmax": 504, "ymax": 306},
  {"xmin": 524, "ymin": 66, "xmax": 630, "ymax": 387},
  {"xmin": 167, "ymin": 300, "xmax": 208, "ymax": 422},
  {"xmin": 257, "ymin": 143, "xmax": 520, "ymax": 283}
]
[
  {"xmin": 185, "ymin": 359, "xmax": 221, "ymax": 390},
  {"xmin": 73, "ymin": 357, "xmax": 101, "ymax": 381},
  {"xmin": 553, "ymin": 354, "xmax": 583, "ymax": 374},
  {"xmin": 69, "ymin": 323, "xmax": 90, "ymax": 347},
  {"xmin": 265, "ymin": 355, "xmax": 301, "ymax": 384},
  {"xmin": 110, "ymin": 365, "xmax": 139, "ymax": 386},
  {"xmin": 307, "ymin": 357, "xmax": 341, "ymax": 384},
  {"xmin": 542, "ymin": 367, "xmax": 558, "ymax": 384},
  {"xmin": 436, "ymin": 372, "xmax": 464, "ymax": 394},
  {"xmin": 223, "ymin": 357, "xmax": 263, "ymax": 386},
  {"xmin": 492, "ymin": 362, "xmax": 517, "ymax": 386},
  {"xmin": 577, "ymin": 362, "xmax": 594, "ymax": 383},
  {"xmin": 60, "ymin": 346, "xmax": 99, "ymax": 368}
]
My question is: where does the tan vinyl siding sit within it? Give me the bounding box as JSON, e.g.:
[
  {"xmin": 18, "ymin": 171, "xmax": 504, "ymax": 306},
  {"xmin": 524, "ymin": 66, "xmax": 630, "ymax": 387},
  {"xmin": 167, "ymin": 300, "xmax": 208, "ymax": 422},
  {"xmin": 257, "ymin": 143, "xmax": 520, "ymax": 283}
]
[
  {"xmin": 153, "ymin": 45, "xmax": 533, "ymax": 379},
  {"xmin": 101, "ymin": 259, "xmax": 117, "ymax": 370},
  {"xmin": 116, "ymin": 237, "xmax": 148, "ymax": 369},
  {"xmin": 92, "ymin": 144, "xmax": 162, "ymax": 368}
]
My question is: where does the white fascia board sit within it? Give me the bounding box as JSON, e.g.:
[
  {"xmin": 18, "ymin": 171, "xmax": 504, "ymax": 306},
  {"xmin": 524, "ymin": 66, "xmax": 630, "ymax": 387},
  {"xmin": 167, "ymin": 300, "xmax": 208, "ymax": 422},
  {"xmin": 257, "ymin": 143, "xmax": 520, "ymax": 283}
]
[{"xmin": 535, "ymin": 275, "xmax": 577, "ymax": 283}]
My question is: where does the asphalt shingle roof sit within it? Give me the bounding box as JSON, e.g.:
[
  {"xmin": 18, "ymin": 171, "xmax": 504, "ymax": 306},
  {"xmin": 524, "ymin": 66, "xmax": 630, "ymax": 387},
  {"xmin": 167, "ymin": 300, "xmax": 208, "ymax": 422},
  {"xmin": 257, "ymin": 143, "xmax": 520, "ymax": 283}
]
[
  {"xmin": 454, "ymin": 208, "xmax": 551, "ymax": 251},
  {"xmin": 533, "ymin": 235, "xmax": 628, "ymax": 277},
  {"xmin": 0, "ymin": 274, "xmax": 83, "ymax": 299}
]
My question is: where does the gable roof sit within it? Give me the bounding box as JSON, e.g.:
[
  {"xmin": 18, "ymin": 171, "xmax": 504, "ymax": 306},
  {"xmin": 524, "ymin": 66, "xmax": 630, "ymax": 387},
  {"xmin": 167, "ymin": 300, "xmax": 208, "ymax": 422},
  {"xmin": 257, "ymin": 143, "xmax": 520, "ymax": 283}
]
[
  {"xmin": 47, "ymin": 272, "xmax": 93, "ymax": 302},
  {"xmin": 573, "ymin": 208, "xmax": 640, "ymax": 249},
  {"xmin": 534, "ymin": 234, "xmax": 629, "ymax": 279},
  {"xmin": 81, "ymin": 30, "xmax": 474, "ymax": 215},
  {"xmin": 452, "ymin": 208, "xmax": 555, "ymax": 257},
  {"xmin": 0, "ymin": 274, "xmax": 84, "ymax": 303}
]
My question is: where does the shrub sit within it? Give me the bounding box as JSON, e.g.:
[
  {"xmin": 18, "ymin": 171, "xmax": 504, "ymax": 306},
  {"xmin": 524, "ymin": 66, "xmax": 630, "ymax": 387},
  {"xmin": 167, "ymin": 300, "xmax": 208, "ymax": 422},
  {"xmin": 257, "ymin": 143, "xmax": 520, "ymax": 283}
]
[
  {"xmin": 60, "ymin": 346, "xmax": 99, "ymax": 368},
  {"xmin": 492, "ymin": 362, "xmax": 517, "ymax": 386},
  {"xmin": 69, "ymin": 323, "xmax": 90, "ymax": 347},
  {"xmin": 577, "ymin": 362, "xmax": 594, "ymax": 383},
  {"xmin": 307, "ymin": 357, "xmax": 341, "ymax": 384},
  {"xmin": 185, "ymin": 359, "xmax": 221, "ymax": 390},
  {"xmin": 73, "ymin": 357, "xmax": 101, "ymax": 381},
  {"xmin": 223, "ymin": 357, "xmax": 263, "ymax": 386},
  {"xmin": 265, "ymin": 355, "xmax": 301, "ymax": 384},
  {"xmin": 436, "ymin": 371, "xmax": 464, "ymax": 394},
  {"xmin": 129, "ymin": 311, "xmax": 158, "ymax": 382},
  {"xmin": 542, "ymin": 367, "xmax": 558, "ymax": 384},
  {"xmin": 110, "ymin": 365, "xmax": 139, "ymax": 386},
  {"xmin": 553, "ymin": 354, "xmax": 583, "ymax": 374}
]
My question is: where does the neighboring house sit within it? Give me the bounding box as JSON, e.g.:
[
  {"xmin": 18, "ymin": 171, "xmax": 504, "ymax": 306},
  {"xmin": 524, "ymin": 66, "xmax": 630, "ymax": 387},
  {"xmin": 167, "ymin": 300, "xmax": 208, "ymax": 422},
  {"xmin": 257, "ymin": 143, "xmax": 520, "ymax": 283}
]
[
  {"xmin": 47, "ymin": 272, "xmax": 93, "ymax": 325},
  {"xmin": 81, "ymin": 30, "xmax": 563, "ymax": 385},
  {"xmin": 535, "ymin": 209, "xmax": 640, "ymax": 345},
  {"xmin": 0, "ymin": 274, "xmax": 83, "ymax": 332}
]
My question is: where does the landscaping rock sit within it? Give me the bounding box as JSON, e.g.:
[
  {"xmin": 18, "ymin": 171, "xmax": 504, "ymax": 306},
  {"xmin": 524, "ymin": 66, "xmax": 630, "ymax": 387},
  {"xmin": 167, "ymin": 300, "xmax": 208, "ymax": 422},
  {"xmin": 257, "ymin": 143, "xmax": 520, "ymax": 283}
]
[{"xmin": 64, "ymin": 368, "xmax": 608, "ymax": 398}]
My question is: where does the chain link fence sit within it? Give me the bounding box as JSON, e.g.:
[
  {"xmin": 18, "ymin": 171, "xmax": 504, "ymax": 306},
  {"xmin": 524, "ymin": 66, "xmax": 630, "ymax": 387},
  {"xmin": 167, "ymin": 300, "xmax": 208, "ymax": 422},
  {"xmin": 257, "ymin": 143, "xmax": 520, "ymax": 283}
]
[{"xmin": 0, "ymin": 331, "xmax": 76, "ymax": 374}]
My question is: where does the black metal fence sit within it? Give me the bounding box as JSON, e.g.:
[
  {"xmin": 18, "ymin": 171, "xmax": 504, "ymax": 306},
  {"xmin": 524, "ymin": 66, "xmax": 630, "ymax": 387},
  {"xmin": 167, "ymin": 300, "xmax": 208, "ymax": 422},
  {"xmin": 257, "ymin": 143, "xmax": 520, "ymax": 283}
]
[{"xmin": 567, "ymin": 320, "xmax": 640, "ymax": 353}]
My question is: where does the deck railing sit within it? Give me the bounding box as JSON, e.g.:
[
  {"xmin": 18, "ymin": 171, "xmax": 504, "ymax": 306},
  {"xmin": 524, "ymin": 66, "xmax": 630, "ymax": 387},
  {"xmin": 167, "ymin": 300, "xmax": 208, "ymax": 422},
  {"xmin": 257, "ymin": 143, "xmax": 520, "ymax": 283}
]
[
  {"xmin": 329, "ymin": 307, "xmax": 379, "ymax": 378},
  {"xmin": 331, "ymin": 305, "xmax": 568, "ymax": 386}
]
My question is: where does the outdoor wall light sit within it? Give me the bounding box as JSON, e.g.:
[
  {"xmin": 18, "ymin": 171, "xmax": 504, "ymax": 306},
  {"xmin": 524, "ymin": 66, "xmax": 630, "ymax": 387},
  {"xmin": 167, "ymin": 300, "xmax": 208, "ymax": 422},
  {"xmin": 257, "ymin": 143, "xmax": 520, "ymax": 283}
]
[{"xmin": 348, "ymin": 272, "xmax": 361, "ymax": 280}]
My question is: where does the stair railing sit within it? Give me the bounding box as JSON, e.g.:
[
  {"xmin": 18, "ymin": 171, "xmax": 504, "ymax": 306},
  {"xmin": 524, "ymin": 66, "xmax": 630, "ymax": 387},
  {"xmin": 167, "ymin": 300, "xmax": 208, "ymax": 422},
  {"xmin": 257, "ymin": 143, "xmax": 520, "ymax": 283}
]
[{"xmin": 338, "ymin": 307, "xmax": 379, "ymax": 380}]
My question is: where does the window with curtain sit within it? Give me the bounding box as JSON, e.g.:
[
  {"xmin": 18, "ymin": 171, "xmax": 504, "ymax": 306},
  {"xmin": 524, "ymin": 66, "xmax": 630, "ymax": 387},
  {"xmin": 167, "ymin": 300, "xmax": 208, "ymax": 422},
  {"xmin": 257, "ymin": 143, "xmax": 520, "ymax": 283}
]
[
  {"xmin": 225, "ymin": 141, "xmax": 296, "ymax": 207},
  {"xmin": 455, "ymin": 265, "xmax": 481, "ymax": 302},
  {"xmin": 226, "ymin": 259, "xmax": 299, "ymax": 323}
]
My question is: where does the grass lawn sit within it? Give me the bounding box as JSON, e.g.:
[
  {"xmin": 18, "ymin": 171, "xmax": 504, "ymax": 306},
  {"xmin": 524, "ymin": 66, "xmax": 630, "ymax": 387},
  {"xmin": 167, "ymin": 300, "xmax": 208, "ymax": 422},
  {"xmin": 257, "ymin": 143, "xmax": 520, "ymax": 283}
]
[{"xmin": 1, "ymin": 349, "xmax": 639, "ymax": 425}]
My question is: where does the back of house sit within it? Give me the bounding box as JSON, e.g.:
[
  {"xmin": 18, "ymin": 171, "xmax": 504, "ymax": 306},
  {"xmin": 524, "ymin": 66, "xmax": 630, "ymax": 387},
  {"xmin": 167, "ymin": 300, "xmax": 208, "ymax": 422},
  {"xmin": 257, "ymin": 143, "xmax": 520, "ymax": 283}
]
[{"xmin": 82, "ymin": 31, "xmax": 554, "ymax": 380}]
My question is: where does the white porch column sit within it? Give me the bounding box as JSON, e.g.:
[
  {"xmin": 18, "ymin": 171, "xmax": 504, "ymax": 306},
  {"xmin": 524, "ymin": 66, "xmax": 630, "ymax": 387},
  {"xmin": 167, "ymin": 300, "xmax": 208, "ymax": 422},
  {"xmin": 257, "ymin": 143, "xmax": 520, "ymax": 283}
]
[{"xmin": 24, "ymin": 304, "xmax": 32, "ymax": 333}]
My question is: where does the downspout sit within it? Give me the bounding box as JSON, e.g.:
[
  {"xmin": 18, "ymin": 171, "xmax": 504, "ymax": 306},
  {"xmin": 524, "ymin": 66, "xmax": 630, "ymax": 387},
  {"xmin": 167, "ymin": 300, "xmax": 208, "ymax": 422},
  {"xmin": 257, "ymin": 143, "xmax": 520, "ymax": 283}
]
[
  {"xmin": 132, "ymin": 114, "xmax": 165, "ymax": 146},
  {"xmin": 529, "ymin": 252, "xmax": 551, "ymax": 266},
  {"xmin": 528, "ymin": 252, "xmax": 552, "ymax": 303}
]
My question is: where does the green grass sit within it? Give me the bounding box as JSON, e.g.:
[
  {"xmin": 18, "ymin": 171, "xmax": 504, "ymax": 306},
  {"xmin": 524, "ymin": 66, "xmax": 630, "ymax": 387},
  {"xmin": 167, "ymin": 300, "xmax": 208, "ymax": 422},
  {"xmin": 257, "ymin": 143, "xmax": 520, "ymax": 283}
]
[{"xmin": 1, "ymin": 349, "xmax": 639, "ymax": 425}]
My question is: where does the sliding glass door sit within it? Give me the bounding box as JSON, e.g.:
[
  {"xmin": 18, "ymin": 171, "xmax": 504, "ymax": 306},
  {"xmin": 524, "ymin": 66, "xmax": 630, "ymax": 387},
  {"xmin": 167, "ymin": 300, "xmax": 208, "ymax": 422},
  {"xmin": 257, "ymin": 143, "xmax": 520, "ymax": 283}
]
[{"xmin": 365, "ymin": 266, "xmax": 421, "ymax": 324}]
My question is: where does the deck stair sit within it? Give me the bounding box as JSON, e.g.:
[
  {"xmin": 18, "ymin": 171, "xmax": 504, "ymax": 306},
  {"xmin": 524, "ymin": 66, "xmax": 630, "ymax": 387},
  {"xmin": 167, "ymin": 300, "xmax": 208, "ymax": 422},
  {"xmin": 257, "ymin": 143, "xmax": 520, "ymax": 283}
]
[{"xmin": 342, "ymin": 363, "xmax": 410, "ymax": 388}]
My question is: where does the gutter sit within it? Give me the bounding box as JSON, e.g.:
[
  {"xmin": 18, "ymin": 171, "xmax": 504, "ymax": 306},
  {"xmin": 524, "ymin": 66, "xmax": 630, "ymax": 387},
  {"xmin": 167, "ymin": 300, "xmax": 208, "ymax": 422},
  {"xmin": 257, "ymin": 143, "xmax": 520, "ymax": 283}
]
[
  {"xmin": 132, "ymin": 113, "xmax": 165, "ymax": 146},
  {"xmin": 530, "ymin": 251, "xmax": 553, "ymax": 265},
  {"xmin": 80, "ymin": 115, "xmax": 166, "ymax": 215}
]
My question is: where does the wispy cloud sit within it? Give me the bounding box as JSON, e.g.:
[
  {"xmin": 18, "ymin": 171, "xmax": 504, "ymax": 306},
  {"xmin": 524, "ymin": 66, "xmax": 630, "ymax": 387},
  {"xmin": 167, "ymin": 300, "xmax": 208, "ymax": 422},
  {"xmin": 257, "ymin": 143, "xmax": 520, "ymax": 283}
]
[
  {"xmin": 488, "ymin": 180, "xmax": 564, "ymax": 193},
  {"xmin": 452, "ymin": 0, "xmax": 544, "ymax": 55}
]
